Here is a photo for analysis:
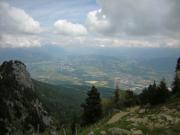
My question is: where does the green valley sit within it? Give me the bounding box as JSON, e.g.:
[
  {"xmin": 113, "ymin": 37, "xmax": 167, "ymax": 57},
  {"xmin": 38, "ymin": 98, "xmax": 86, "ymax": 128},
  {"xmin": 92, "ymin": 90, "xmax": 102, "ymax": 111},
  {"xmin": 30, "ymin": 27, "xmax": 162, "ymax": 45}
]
[{"xmin": 27, "ymin": 55, "xmax": 176, "ymax": 93}]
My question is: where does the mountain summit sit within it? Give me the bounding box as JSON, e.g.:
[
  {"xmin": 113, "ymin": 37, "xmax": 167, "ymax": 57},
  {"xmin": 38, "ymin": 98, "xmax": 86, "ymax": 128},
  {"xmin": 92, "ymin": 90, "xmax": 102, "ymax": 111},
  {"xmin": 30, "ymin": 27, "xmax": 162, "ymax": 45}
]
[
  {"xmin": 0, "ymin": 60, "xmax": 52, "ymax": 135},
  {"xmin": 0, "ymin": 60, "xmax": 33, "ymax": 89}
]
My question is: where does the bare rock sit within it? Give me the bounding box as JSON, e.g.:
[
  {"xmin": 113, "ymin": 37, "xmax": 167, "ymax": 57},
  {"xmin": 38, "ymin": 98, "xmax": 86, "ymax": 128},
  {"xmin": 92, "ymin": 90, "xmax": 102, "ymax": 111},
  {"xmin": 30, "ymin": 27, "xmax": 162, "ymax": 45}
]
[
  {"xmin": 108, "ymin": 127, "xmax": 130, "ymax": 135},
  {"xmin": 0, "ymin": 60, "xmax": 33, "ymax": 89},
  {"xmin": 131, "ymin": 128, "xmax": 143, "ymax": 135},
  {"xmin": 0, "ymin": 60, "xmax": 53, "ymax": 135},
  {"xmin": 100, "ymin": 130, "xmax": 107, "ymax": 135},
  {"xmin": 139, "ymin": 109, "xmax": 146, "ymax": 114},
  {"xmin": 88, "ymin": 131, "xmax": 94, "ymax": 135}
]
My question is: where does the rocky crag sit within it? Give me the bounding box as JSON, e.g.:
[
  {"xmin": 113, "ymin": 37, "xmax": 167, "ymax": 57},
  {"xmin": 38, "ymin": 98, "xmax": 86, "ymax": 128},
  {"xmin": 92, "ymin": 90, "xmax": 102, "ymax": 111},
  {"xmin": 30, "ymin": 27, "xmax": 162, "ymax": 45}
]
[{"xmin": 0, "ymin": 60, "xmax": 53, "ymax": 135}]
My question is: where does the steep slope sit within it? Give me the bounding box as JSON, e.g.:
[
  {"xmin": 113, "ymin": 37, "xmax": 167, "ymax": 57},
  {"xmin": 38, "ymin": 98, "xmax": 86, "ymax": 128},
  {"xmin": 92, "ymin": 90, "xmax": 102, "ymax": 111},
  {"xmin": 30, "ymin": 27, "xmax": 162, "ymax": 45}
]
[
  {"xmin": 80, "ymin": 99, "xmax": 180, "ymax": 135},
  {"xmin": 33, "ymin": 80, "xmax": 86, "ymax": 124},
  {"xmin": 33, "ymin": 80, "xmax": 116, "ymax": 124},
  {"xmin": 0, "ymin": 60, "xmax": 53, "ymax": 135}
]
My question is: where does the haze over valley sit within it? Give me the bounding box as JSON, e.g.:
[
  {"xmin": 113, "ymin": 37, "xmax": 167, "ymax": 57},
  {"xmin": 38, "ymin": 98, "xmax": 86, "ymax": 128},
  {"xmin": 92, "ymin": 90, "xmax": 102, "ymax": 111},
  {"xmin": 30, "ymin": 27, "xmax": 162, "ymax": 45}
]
[{"xmin": 0, "ymin": 47, "xmax": 179, "ymax": 93}]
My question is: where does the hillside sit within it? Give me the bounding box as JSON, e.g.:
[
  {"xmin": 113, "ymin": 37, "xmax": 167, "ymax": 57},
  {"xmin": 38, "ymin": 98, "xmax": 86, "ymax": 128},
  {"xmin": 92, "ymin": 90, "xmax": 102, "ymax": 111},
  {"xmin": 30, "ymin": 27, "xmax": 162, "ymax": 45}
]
[
  {"xmin": 33, "ymin": 80, "xmax": 116, "ymax": 124},
  {"xmin": 33, "ymin": 80, "xmax": 86, "ymax": 124},
  {"xmin": 79, "ymin": 98, "xmax": 180, "ymax": 135}
]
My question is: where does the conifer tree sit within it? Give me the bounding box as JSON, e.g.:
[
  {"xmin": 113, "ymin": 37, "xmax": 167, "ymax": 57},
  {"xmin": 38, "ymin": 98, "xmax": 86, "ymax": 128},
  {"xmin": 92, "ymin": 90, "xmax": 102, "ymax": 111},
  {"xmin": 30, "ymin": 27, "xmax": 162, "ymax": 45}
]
[
  {"xmin": 71, "ymin": 118, "xmax": 76, "ymax": 135},
  {"xmin": 125, "ymin": 90, "xmax": 134, "ymax": 99},
  {"xmin": 124, "ymin": 90, "xmax": 136, "ymax": 107},
  {"xmin": 140, "ymin": 79, "xmax": 170, "ymax": 105},
  {"xmin": 148, "ymin": 81, "xmax": 157, "ymax": 105},
  {"xmin": 140, "ymin": 87, "xmax": 149, "ymax": 105},
  {"xmin": 81, "ymin": 86, "xmax": 102, "ymax": 126},
  {"xmin": 172, "ymin": 57, "xmax": 180, "ymax": 97},
  {"xmin": 157, "ymin": 79, "xmax": 170, "ymax": 103},
  {"xmin": 114, "ymin": 87, "xmax": 120, "ymax": 105}
]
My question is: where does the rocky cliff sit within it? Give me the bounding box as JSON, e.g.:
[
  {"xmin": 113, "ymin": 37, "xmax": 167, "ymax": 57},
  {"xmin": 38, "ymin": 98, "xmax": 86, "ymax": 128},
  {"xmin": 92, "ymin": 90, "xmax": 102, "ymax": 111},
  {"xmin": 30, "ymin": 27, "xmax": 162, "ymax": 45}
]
[{"xmin": 0, "ymin": 60, "xmax": 52, "ymax": 135}]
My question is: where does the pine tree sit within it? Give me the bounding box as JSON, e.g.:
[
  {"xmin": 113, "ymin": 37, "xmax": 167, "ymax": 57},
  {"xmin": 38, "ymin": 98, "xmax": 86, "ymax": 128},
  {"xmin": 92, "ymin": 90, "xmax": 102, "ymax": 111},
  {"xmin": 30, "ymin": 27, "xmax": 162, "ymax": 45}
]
[
  {"xmin": 148, "ymin": 81, "xmax": 157, "ymax": 105},
  {"xmin": 140, "ymin": 88, "xmax": 149, "ymax": 105},
  {"xmin": 71, "ymin": 119, "xmax": 76, "ymax": 135},
  {"xmin": 81, "ymin": 86, "xmax": 102, "ymax": 126},
  {"xmin": 157, "ymin": 79, "xmax": 170, "ymax": 103},
  {"xmin": 71, "ymin": 113, "xmax": 79, "ymax": 135},
  {"xmin": 114, "ymin": 87, "xmax": 120, "ymax": 105},
  {"xmin": 172, "ymin": 57, "xmax": 180, "ymax": 97},
  {"xmin": 124, "ymin": 90, "xmax": 136, "ymax": 107},
  {"xmin": 140, "ymin": 79, "xmax": 170, "ymax": 105},
  {"xmin": 125, "ymin": 90, "xmax": 134, "ymax": 99}
]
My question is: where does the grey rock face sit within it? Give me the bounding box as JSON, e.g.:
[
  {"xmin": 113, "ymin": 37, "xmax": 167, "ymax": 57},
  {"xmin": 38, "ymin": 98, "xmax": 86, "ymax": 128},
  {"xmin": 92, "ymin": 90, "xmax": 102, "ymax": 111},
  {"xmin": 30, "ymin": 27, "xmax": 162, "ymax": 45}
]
[
  {"xmin": 12, "ymin": 61, "xmax": 33, "ymax": 89},
  {"xmin": 0, "ymin": 60, "xmax": 33, "ymax": 89},
  {"xmin": 0, "ymin": 60, "xmax": 53, "ymax": 135}
]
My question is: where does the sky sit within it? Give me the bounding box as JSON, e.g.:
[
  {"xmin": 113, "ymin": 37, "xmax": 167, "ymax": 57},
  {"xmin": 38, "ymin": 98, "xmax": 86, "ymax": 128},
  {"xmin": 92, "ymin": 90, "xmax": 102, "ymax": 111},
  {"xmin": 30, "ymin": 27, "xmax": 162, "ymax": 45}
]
[{"xmin": 0, "ymin": 0, "xmax": 180, "ymax": 48}]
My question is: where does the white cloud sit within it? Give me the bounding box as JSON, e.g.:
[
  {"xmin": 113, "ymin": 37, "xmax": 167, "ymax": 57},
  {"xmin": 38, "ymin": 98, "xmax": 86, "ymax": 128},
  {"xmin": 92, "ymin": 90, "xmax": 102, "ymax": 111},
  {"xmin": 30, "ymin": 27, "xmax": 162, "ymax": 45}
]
[
  {"xmin": 0, "ymin": 0, "xmax": 180, "ymax": 48},
  {"xmin": 0, "ymin": 2, "xmax": 43, "ymax": 34},
  {"xmin": 0, "ymin": 2, "xmax": 43, "ymax": 48},
  {"xmin": 54, "ymin": 20, "xmax": 88, "ymax": 36},
  {"xmin": 88, "ymin": 36, "xmax": 180, "ymax": 48},
  {"xmin": 86, "ymin": 9, "xmax": 111, "ymax": 34},
  {"xmin": 0, "ymin": 34, "xmax": 41, "ymax": 48}
]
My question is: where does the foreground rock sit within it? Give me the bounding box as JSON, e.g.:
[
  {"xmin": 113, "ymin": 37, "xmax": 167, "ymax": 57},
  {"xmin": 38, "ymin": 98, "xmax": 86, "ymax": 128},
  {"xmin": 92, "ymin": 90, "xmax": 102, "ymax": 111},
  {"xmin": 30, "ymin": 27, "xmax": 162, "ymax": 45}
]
[
  {"xmin": 108, "ymin": 128, "xmax": 131, "ymax": 135},
  {"xmin": 0, "ymin": 60, "xmax": 53, "ymax": 135}
]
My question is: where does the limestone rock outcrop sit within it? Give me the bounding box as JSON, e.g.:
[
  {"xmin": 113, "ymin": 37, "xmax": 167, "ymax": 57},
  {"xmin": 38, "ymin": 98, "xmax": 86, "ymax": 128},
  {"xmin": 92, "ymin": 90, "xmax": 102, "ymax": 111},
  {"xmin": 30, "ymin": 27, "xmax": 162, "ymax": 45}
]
[{"xmin": 0, "ymin": 60, "xmax": 52, "ymax": 135}]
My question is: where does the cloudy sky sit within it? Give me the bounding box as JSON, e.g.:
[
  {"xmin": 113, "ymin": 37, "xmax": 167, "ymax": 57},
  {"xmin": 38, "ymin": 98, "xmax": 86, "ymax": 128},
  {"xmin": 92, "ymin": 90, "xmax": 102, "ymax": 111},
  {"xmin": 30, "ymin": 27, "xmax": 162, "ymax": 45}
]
[{"xmin": 0, "ymin": 0, "xmax": 180, "ymax": 48}]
